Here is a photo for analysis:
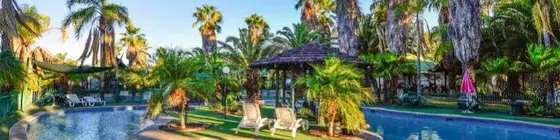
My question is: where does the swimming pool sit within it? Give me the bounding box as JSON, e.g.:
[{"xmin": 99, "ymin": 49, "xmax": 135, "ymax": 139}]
[
  {"xmin": 26, "ymin": 106, "xmax": 146, "ymax": 140},
  {"xmin": 363, "ymin": 108, "xmax": 560, "ymax": 140}
]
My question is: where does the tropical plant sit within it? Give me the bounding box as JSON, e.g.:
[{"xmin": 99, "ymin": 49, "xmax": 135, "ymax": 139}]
[
  {"xmin": 315, "ymin": 0, "xmax": 335, "ymax": 36},
  {"xmin": 358, "ymin": 13, "xmax": 385, "ymax": 55},
  {"xmin": 295, "ymin": 56, "xmax": 372, "ymax": 136},
  {"xmin": 1, "ymin": 0, "xmax": 34, "ymax": 51},
  {"xmin": 274, "ymin": 23, "xmax": 327, "ymax": 49},
  {"xmin": 193, "ymin": 5, "xmax": 223, "ymax": 54},
  {"xmin": 361, "ymin": 52, "xmax": 416, "ymax": 102},
  {"xmin": 121, "ymin": 67, "xmax": 157, "ymax": 101},
  {"xmin": 220, "ymin": 28, "xmax": 282, "ymax": 103},
  {"xmin": 144, "ymin": 48, "xmax": 214, "ymax": 129},
  {"xmin": 0, "ymin": 51, "xmax": 25, "ymax": 91},
  {"xmin": 244, "ymin": 14, "xmax": 269, "ymax": 45},
  {"xmin": 14, "ymin": 5, "xmax": 66, "ymax": 62},
  {"xmin": 120, "ymin": 27, "xmax": 150, "ymax": 68},
  {"xmin": 62, "ymin": 0, "xmax": 132, "ymax": 66},
  {"xmin": 334, "ymin": 0, "xmax": 360, "ymax": 56},
  {"xmin": 295, "ymin": 0, "xmax": 319, "ymax": 27}
]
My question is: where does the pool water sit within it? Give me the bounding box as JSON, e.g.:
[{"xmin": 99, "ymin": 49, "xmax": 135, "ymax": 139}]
[
  {"xmin": 364, "ymin": 109, "xmax": 560, "ymax": 140},
  {"xmin": 27, "ymin": 109, "xmax": 145, "ymax": 140}
]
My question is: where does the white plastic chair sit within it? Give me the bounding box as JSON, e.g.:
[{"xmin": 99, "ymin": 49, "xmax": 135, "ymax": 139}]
[
  {"xmin": 65, "ymin": 94, "xmax": 85, "ymax": 107},
  {"xmin": 235, "ymin": 103, "xmax": 274, "ymax": 135},
  {"xmin": 271, "ymin": 107, "xmax": 309, "ymax": 138},
  {"xmin": 83, "ymin": 96, "xmax": 106, "ymax": 106}
]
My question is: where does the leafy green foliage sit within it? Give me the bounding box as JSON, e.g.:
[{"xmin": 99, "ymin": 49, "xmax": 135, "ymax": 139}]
[
  {"xmin": 273, "ymin": 23, "xmax": 328, "ymax": 49},
  {"xmin": 295, "ymin": 56, "xmax": 373, "ymax": 135},
  {"xmin": 0, "ymin": 51, "xmax": 25, "ymax": 91},
  {"xmin": 480, "ymin": 57, "xmax": 524, "ymax": 75},
  {"xmin": 524, "ymin": 44, "xmax": 560, "ymax": 78},
  {"xmin": 360, "ymin": 52, "xmax": 416, "ymax": 78}
]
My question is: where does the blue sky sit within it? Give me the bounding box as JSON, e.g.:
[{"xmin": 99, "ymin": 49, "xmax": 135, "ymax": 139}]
[{"xmin": 19, "ymin": 0, "xmax": 438, "ymax": 62}]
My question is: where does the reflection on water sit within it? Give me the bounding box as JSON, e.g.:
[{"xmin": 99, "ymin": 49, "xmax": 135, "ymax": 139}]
[
  {"xmin": 27, "ymin": 110, "xmax": 145, "ymax": 140},
  {"xmin": 365, "ymin": 110, "xmax": 560, "ymax": 140}
]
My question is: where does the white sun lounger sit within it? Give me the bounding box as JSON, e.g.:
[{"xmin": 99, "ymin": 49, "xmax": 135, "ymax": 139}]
[
  {"xmin": 235, "ymin": 103, "xmax": 274, "ymax": 135},
  {"xmin": 66, "ymin": 94, "xmax": 85, "ymax": 107},
  {"xmin": 271, "ymin": 107, "xmax": 309, "ymax": 138},
  {"xmin": 83, "ymin": 96, "xmax": 106, "ymax": 106}
]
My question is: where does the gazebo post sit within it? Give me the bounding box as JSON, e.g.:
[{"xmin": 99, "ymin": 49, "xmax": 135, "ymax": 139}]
[
  {"xmin": 282, "ymin": 69, "xmax": 287, "ymax": 105},
  {"xmin": 291, "ymin": 66, "xmax": 296, "ymax": 111},
  {"xmin": 275, "ymin": 69, "xmax": 280, "ymax": 107}
]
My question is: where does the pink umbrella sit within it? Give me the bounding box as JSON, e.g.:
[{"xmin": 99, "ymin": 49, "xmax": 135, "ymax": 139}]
[{"xmin": 461, "ymin": 69, "xmax": 476, "ymax": 94}]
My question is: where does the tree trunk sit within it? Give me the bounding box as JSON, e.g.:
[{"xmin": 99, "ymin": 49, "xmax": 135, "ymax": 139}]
[
  {"xmin": 1, "ymin": 32, "xmax": 14, "ymax": 51},
  {"xmin": 335, "ymin": 0, "xmax": 359, "ymax": 56},
  {"xmin": 201, "ymin": 29, "xmax": 217, "ymax": 55},
  {"xmin": 386, "ymin": 0, "xmax": 410, "ymax": 55},
  {"xmin": 449, "ymin": 0, "xmax": 482, "ymax": 66},
  {"xmin": 505, "ymin": 74, "xmax": 520, "ymax": 101},
  {"xmin": 180, "ymin": 100, "xmax": 187, "ymax": 129},
  {"xmin": 245, "ymin": 69, "xmax": 260, "ymax": 103}
]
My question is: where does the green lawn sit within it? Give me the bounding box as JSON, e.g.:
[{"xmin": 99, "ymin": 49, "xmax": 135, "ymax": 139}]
[
  {"xmin": 166, "ymin": 106, "xmax": 330, "ymax": 140},
  {"xmin": 0, "ymin": 105, "xmax": 61, "ymax": 140},
  {"xmin": 370, "ymin": 105, "xmax": 560, "ymax": 126}
]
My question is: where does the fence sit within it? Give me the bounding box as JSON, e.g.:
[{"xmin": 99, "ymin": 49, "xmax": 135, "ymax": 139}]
[{"xmin": 422, "ymin": 92, "xmax": 538, "ymax": 105}]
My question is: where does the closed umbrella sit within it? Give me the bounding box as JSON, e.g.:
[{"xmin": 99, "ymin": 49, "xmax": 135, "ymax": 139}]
[{"xmin": 460, "ymin": 69, "xmax": 477, "ymax": 113}]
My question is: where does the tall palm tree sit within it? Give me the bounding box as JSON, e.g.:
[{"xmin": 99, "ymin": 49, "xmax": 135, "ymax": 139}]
[
  {"xmin": 120, "ymin": 27, "xmax": 149, "ymax": 68},
  {"xmin": 63, "ymin": 0, "xmax": 132, "ymax": 100},
  {"xmin": 62, "ymin": 0, "xmax": 132, "ymax": 67},
  {"xmin": 220, "ymin": 28, "xmax": 282, "ymax": 103},
  {"xmin": 335, "ymin": 0, "xmax": 360, "ymax": 56},
  {"xmin": 193, "ymin": 5, "xmax": 223, "ymax": 55},
  {"xmin": 295, "ymin": 0, "xmax": 319, "ymax": 27},
  {"xmin": 1, "ymin": 0, "xmax": 33, "ymax": 51},
  {"xmin": 295, "ymin": 56, "xmax": 373, "ymax": 136},
  {"xmin": 315, "ymin": 0, "xmax": 335, "ymax": 36},
  {"xmin": 144, "ymin": 48, "xmax": 214, "ymax": 129},
  {"xmin": 244, "ymin": 14, "xmax": 269, "ymax": 45},
  {"xmin": 386, "ymin": 0, "xmax": 411, "ymax": 55},
  {"xmin": 448, "ymin": 0, "xmax": 482, "ymax": 74},
  {"xmin": 274, "ymin": 23, "xmax": 327, "ymax": 49},
  {"xmin": 14, "ymin": 5, "xmax": 66, "ymax": 62}
]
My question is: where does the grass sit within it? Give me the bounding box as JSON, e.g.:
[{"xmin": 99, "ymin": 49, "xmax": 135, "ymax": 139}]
[
  {"xmin": 371, "ymin": 102, "xmax": 560, "ymax": 126},
  {"xmin": 0, "ymin": 105, "xmax": 61, "ymax": 140},
  {"xmin": 165, "ymin": 106, "xmax": 330, "ymax": 140}
]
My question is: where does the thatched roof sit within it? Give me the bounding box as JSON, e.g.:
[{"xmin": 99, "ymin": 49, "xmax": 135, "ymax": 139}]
[{"xmin": 250, "ymin": 43, "xmax": 369, "ymax": 69}]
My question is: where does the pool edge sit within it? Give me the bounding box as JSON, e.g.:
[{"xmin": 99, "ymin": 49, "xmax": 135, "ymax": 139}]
[
  {"xmin": 8, "ymin": 105, "xmax": 149, "ymax": 140},
  {"xmin": 361, "ymin": 107, "xmax": 560, "ymax": 129}
]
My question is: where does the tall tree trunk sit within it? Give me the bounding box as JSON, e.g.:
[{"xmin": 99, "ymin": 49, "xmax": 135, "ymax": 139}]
[
  {"xmin": 179, "ymin": 100, "xmax": 187, "ymax": 129},
  {"xmin": 1, "ymin": 32, "xmax": 14, "ymax": 51},
  {"xmin": 449, "ymin": 0, "xmax": 482, "ymax": 75},
  {"xmin": 302, "ymin": 0, "xmax": 319, "ymax": 28},
  {"xmin": 250, "ymin": 27, "xmax": 260, "ymax": 45},
  {"xmin": 201, "ymin": 29, "xmax": 217, "ymax": 55},
  {"xmin": 335, "ymin": 0, "xmax": 359, "ymax": 56},
  {"xmin": 415, "ymin": 12, "xmax": 423, "ymax": 97},
  {"xmin": 245, "ymin": 69, "xmax": 260, "ymax": 103},
  {"xmin": 386, "ymin": 0, "xmax": 410, "ymax": 55},
  {"xmin": 539, "ymin": 0, "xmax": 554, "ymax": 106}
]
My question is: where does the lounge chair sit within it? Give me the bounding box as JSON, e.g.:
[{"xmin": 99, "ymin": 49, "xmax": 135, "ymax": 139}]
[
  {"xmin": 235, "ymin": 103, "xmax": 274, "ymax": 135},
  {"xmin": 271, "ymin": 107, "xmax": 309, "ymax": 138},
  {"xmin": 65, "ymin": 94, "xmax": 85, "ymax": 107},
  {"xmin": 458, "ymin": 94, "xmax": 483, "ymax": 113},
  {"xmin": 83, "ymin": 96, "xmax": 106, "ymax": 106}
]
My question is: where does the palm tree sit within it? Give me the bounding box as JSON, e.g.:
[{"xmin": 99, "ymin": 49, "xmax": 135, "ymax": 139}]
[
  {"xmin": 122, "ymin": 67, "xmax": 157, "ymax": 101},
  {"xmin": 120, "ymin": 27, "xmax": 150, "ymax": 68},
  {"xmin": 448, "ymin": 0, "xmax": 482, "ymax": 75},
  {"xmin": 274, "ymin": 23, "xmax": 327, "ymax": 49},
  {"xmin": 14, "ymin": 5, "xmax": 66, "ymax": 62},
  {"xmin": 144, "ymin": 48, "xmax": 214, "ymax": 129},
  {"xmin": 193, "ymin": 5, "xmax": 223, "ymax": 55},
  {"xmin": 63, "ymin": 0, "xmax": 132, "ymax": 99},
  {"xmin": 1, "ymin": 0, "xmax": 33, "ymax": 51},
  {"xmin": 335, "ymin": 0, "xmax": 360, "ymax": 56},
  {"xmin": 244, "ymin": 14, "xmax": 269, "ymax": 45},
  {"xmin": 386, "ymin": 0, "xmax": 411, "ymax": 55},
  {"xmin": 295, "ymin": 56, "xmax": 373, "ymax": 136},
  {"xmin": 62, "ymin": 0, "xmax": 132, "ymax": 67},
  {"xmin": 295, "ymin": 0, "xmax": 319, "ymax": 27},
  {"xmin": 220, "ymin": 28, "xmax": 282, "ymax": 103},
  {"xmin": 315, "ymin": 0, "xmax": 335, "ymax": 36}
]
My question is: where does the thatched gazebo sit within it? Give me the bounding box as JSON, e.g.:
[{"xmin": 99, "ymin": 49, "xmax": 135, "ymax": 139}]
[{"xmin": 250, "ymin": 43, "xmax": 370, "ymax": 107}]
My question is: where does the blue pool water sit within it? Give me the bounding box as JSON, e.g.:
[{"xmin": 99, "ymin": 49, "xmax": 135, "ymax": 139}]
[
  {"xmin": 364, "ymin": 108, "xmax": 560, "ymax": 140},
  {"xmin": 26, "ymin": 107, "xmax": 145, "ymax": 140}
]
